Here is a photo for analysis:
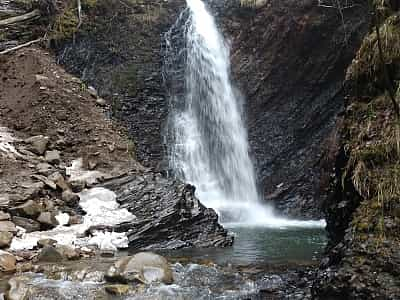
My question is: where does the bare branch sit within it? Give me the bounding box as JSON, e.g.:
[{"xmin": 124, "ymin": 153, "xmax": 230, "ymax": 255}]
[
  {"xmin": 0, "ymin": 38, "xmax": 42, "ymax": 55},
  {"xmin": 0, "ymin": 9, "xmax": 41, "ymax": 27}
]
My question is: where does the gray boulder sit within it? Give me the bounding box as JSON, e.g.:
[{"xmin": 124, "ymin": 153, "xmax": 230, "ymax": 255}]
[
  {"xmin": 105, "ymin": 252, "xmax": 173, "ymax": 284},
  {"xmin": 12, "ymin": 217, "xmax": 41, "ymax": 233},
  {"xmin": 26, "ymin": 135, "xmax": 49, "ymax": 155}
]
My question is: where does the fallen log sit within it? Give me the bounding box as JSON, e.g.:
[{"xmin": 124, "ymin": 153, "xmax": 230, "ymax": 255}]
[
  {"xmin": 0, "ymin": 38, "xmax": 42, "ymax": 55},
  {"xmin": 0, "ymin": 9, "xmax": 40, "ymax": 26}
]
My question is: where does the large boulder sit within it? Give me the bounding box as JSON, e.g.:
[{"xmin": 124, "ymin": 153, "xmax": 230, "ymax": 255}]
[
  {"xmin": 105, "ymin": 252, "xmax": 173, "ymax": 284},
  {"xmin": 103, "ymin": 172, "xmax": 233, "ymax": 250}
]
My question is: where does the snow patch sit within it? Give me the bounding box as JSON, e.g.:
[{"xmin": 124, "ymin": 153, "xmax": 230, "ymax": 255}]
[
  {"xmin": 66, "ymin": 158, "xmax": 104, "ymax": 185},
  {"xmin": 11, "ymin": 187, "xmax": 135, "ymax": 251},
  {"xmin": 0, "ymin": 127, "xmax": 21, "ymax": 158}
]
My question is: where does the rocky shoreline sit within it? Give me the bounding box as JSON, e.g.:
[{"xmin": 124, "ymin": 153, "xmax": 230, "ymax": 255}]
[{"xmin": 0, "ymin": 46, "xmax": 231, "ymax": 293}]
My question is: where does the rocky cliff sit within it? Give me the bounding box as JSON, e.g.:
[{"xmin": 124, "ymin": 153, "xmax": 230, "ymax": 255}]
[
  {"xmin": 313, "ymin": 2, "xmax": 400, "ymax": 299},
  {"xmin": 54, "ymin": 0, "xmax": 185, "ymax": 167},
  {"xmin": 53, "ymin": 0, "xmax": 369, "ymax": 219},
  {"xmin": 209, "ymin": 0, "xmax": 369, "ymax": 218}
]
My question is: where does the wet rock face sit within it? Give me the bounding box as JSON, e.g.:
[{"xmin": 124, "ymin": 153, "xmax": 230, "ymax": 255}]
[
  {"xmin": 103, "ymin": 172, "xmax": 233, "ymax": 250},
  {"xmin": 55, "ymin": 0, "xmax": 185, "ymax": 168},
  {"xmin": 207, "ymin": 0, "xmax": 370, "ymax": 219}
]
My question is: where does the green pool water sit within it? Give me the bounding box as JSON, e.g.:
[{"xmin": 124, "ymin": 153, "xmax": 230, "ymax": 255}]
[{"xmin": 164, "ymin": 226, "xmax": 327, "ymax": 266}]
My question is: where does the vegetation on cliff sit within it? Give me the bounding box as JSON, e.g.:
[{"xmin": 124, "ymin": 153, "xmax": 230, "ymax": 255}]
[{"xmin": 315, "ymin": 1, "xmax": 400, "ymax": 299}]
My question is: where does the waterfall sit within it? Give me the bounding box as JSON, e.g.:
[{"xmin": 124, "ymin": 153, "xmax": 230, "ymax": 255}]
[{"xmin": 165, "ymin": 0, "xmax": 325, "ymax": 228}]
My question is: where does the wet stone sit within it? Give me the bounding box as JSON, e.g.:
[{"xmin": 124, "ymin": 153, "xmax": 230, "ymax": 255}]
[
  {"xmin": 37, "ymin": 246, "xmax": 63, "ymax": 262},
  {"xmin": 105, "ymin": 284, "xmax": 130, "ymax": 296},
  {"xmin": 56, "ymin": 245, "xmax": 80, "ymax": 260},
  {"xmin": 106, "ymin": 252, "xmax": 173, "ymax": 285},
  {"xmin": 48, "ymin": 172, "xmax": 69, "ymax": 191}
]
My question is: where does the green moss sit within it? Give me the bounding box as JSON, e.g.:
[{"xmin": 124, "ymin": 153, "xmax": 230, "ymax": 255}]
[{"xmin": 51, "ymin": 4, "xmax": 79, "ymax": 42}]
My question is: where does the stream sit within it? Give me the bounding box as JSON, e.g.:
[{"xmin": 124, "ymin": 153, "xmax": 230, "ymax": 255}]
[{"xmin": 4, "ymin": 227, "xmax": 326, "ymax": 299}]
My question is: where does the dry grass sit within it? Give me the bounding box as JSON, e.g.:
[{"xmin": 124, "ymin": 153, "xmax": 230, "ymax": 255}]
[{"xmin": 347, "ymin": 15, "xmax": 400, "ymax": 82}]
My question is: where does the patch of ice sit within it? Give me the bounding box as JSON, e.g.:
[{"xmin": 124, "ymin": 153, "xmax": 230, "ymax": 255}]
[
  {"xmin": 66, "ymin": 158, "xmax": 104, "ymax": 185},
  {"xmin": 0, "ymin": 127, "xmax": 21, "ymax": 158},
  {"xmin": 79, "ymin": 188, "xmax": 135, "ymax": 227},
  {"xmin": 10, "ymin": 187, "xmax": 135, "ymax": 251},
  {"xmin": 86, "ymin": 231, "xmax": 129, "ymax": 251}
]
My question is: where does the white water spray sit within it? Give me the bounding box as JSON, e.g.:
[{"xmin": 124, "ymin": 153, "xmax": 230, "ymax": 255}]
[{"xmin": 166, "ymin": 0, "xmax": 325, "ymax": 228}]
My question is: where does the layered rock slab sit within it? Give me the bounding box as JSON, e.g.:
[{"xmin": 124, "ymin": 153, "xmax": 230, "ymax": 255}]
[{"xmin": 103, "ymin": 172, "xmax": 233, "ymax": 250}]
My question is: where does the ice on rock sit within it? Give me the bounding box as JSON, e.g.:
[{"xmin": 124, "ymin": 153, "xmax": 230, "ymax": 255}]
[
  {"xmin": 66, "ymin": 158, "xmax": 104, "ymax": 185},
  {"xmin": 0, "ymin": 127, "xmax": 21, "ymax": 158},
  {"xmin": 11, "ymin": 187, "xmax": 135, "ymax": 251}
]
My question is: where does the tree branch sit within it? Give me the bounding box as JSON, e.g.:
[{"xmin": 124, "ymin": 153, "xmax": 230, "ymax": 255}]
[
  {"xmin": 0, "ymin": 9, "xmax": 41, "ymax": 26},
  {"xmin": 0, "ymin": 38, "xmax": 42, "ymax": 55}
]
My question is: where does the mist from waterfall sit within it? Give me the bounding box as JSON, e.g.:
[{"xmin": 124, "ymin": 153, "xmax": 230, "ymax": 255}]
[{"xmin": 165, "ymin": 0, "xmax": 325, "ymax": 228}]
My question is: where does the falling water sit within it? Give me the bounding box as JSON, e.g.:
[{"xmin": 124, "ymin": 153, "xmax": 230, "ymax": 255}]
[{"xmin": 165, "ymin": 0, "xmax": 325, "ymax": 228}]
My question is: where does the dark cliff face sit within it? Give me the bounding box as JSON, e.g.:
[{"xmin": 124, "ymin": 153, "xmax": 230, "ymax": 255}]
[
  {"xmin": 313, "ymin": 6, "xmax": 400, "ymax": 298},
  {"xmin": 54, "ymin": 0, "xmax": 185, "ymax": 167},
  {"xmin": 208, "ymin": 0, "xmax": 369, "ymax": 219}
]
